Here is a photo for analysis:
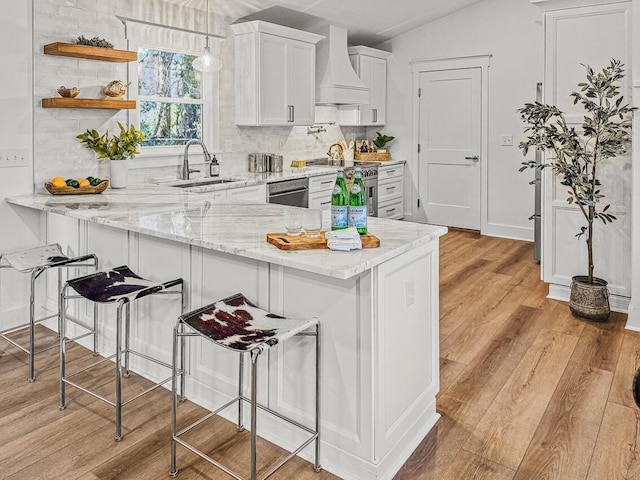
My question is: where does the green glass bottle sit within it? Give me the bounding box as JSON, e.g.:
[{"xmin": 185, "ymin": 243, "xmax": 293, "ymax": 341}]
[
  {"xmin": 331, "ymin": 169, "xmax": 349, "ymax": 230},
  {"xmin": 348, "ymin": 168, "xmax": 367, "ymax": 235}
]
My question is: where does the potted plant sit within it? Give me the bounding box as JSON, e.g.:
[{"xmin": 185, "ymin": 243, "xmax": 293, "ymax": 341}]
[
  {"xmin": 372, "ymin": 132, "xmax": 395, "ymax": 152},
  {"xmin": 517, "ymin": 59, "xmax": 633, "ymax": 321},
  {"xmin": 77, "ymin": 122, "xmax": 145, "ymax": 189}
]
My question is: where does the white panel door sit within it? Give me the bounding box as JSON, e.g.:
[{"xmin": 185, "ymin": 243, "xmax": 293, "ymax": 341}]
[{"xmin": 418, "ymin": 68, "xmax": 481, "ymax": 229}]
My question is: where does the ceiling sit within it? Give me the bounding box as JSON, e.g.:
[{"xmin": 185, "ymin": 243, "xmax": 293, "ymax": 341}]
[{"xmin": 199, "ymin": 0, "xmax": 485, "ymax": 46}]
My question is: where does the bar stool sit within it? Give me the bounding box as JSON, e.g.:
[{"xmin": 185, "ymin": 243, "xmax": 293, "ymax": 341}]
[
  {"xmin": 0, "ymin": 244, "xmax": 98, "ymax": 382},
  {"xmin": 170, "ymin": 293, "xmax": 320, "ymax": 479},
  {"xmin": 59, "ymin": 265, "xmax": 184, "ymax": 440}
]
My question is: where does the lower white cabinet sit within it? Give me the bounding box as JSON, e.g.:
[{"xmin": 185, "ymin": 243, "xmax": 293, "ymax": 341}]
[
  {"xmin": 378, "ymin": 163, "xmax": 404, "ymax": 220},
  {"xmin": 308, "ymin": 173, "xmax": 336, "ymax": 211},
  {"xmin": 226, "ymin": 184, "xmax": 266, "ymax": 202}
]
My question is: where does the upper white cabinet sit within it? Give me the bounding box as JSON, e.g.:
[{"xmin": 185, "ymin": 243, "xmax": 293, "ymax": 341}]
[
  {"xmin": 535, "ymin": 0, "xmax": 632, "ymax": 300},
  {"xmin": 230, "ymin": 21, "xmax": 324, "ymax": 126},
  {"xmin": 338, "ymin": 46, "xmax": 391, "ymax": 126}
]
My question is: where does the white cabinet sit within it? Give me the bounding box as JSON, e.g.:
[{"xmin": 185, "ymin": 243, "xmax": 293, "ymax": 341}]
[
  {"xmin": 308, "ymin": 173, "xmax": 336, "ymax": 211},
  {"xmin": 226, "ymin": 184, "xmax": 266, "ymax": 202},
  {"xmin": 536, "ymin": 0, "xmax": 632, "ymax": 302},
  {"xmin": 378, "ymin": 163, "xmax": 404, "ymax": 220},
  {"xmin": 230, "ymin": 21, "xmax": 323, "ymax": 126},
  {"xmin": 338, "ymin": 46, "xmax": 391, "ymax": 127}
]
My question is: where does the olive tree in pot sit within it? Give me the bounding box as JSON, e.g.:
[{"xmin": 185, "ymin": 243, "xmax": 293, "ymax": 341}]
[{"xmin": 517, "ymin": 59, "xmax": 634, "ymax": 321}]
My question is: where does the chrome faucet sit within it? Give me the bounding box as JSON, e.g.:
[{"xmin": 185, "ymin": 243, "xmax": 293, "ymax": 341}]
[{"xmin": 182, "ymin": 139, "xmax": 212, "ymax": 180}]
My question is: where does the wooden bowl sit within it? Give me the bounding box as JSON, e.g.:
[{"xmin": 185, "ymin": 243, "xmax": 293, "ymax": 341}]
[
  {"xmin": 45, "ymin": 180, "xmax": 109, "ymax": 195},
  {"xmin": 57, "ymin": 86, "xmax": 79, "ymax": 98}
]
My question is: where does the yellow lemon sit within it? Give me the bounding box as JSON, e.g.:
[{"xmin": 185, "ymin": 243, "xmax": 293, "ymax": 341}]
[
  {"xmin": 78, "ymin": 179, "xmax": 90, "ymax": 187},
  {"xmin": 51, "ymin": 178, "xmax": 67, "ymax": 188},
  {"xmin": 51, "ymin": 176, "xmax": 65, "ymax": 183}
]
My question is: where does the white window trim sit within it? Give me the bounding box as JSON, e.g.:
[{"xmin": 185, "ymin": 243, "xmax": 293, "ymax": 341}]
[{"xmin": 123, "ymin": 20, "xmax": 220, "ymax": 168}]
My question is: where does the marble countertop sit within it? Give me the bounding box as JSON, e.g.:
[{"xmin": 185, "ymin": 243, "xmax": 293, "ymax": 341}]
[
  {"xmin": 7, "ymin": 178, "xmax": 444, "ymax": 281},
  {"xmin": 157, "ymin": 159, "xmax": 407, "ymax": 193}
]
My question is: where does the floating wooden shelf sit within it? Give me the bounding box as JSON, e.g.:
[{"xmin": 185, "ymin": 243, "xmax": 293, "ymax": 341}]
[
  {"xmin": 42, "ymin": 98, "xmax": 136, "ymax": 110},
  {"xmin": 44, "ymin": 42, "xmax": 137, "ymax": 63}
]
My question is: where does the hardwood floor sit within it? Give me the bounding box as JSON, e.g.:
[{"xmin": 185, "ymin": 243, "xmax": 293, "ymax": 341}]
[
  {"xmin": 395, "ymin": 230, "xmax": 639, "ymax": 480},
  {"xmin": 1, "ymin": 230, "xmax": 638, "ymax": 479}
]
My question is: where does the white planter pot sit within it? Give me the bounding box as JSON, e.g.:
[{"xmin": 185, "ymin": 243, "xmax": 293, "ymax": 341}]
[{"xmin": 109, "ymin": 160, "xmax": 128, "ymax": 189}]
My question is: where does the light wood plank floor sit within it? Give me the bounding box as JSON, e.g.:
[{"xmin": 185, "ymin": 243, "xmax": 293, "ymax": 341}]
[
  {"xmin": 395, "ymin": 230, "xmax": 640, "ymax": 480},
  {"xmin": 1, "ymin": 230, "xmax": 639, "ymax": 479}
]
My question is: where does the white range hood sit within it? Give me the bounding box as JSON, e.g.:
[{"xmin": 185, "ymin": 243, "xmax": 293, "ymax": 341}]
[{"xmin": 315, "ymin": 25, "xmax": 369, "ymax": 105}]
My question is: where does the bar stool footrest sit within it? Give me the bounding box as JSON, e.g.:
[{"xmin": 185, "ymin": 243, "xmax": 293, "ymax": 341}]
[{"xmin": 174, "ymin": 394, "xmax": 318, "ymax": 480}]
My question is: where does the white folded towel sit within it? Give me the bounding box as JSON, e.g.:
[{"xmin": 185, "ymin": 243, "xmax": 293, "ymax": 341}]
[{"xmin": 325, "ymin": 227, "xmax": 362, "ymax": 251}]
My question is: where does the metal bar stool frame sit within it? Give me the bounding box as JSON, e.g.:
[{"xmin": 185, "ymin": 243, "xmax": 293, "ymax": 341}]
[
  {"xmin": 59, "ymin": 266, "xmax": 185, "ymax": 441},
  {"xmin": 170, "ymin": 296, "xmax": 321, "ymax": 480},
  {"xmin": 0, "ymin": 244, "xmax": 99, "ymax": 382}
]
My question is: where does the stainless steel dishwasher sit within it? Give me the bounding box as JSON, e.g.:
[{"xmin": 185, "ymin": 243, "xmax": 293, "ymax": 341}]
[{"xmin": 267, "ymin": 177, "xmax": 309, "ymax": 208}]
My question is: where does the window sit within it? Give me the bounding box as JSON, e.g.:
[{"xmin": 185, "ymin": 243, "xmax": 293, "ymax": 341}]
[
  {"xmin": 138, "ymin": 48, "xmax": 202, "ymax": 147},
  {"xmin": 125, "ymin": 21, "xmax": 220, "ymax": 162}
]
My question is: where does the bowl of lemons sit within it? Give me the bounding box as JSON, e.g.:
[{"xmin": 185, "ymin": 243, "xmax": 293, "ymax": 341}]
[{"xmin": 45, "ymin": 176, "xmax": 109, "ymax": 195}]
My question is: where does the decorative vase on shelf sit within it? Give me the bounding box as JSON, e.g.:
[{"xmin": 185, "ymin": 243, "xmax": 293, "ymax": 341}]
[{"xmin": 109, "ymin": 160, "xmax": 128, "ymax": 189}]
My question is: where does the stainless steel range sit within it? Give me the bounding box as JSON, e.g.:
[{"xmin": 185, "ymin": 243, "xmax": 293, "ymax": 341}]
[{"xmin": 305, "ymin": 159, "xmax": 379, "ymax": 217}]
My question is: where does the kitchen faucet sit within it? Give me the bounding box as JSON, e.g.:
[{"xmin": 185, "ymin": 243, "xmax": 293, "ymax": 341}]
[{"xmin": 182, "ymin": 139, "xmax": 212, "ymax": 180}]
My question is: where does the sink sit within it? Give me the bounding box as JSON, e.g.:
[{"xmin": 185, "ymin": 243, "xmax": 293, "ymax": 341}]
[{"xmin": 168, "ymin": 178, "xmax": 237, "ymax": 188}]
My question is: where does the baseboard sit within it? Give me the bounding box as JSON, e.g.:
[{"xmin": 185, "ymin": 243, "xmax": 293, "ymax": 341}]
[
  {"xmin": 625, "ymin": 304, "xmax": 640, "ymax": 331},
  {"xmin": 483, "ymin": 222, "xmax": 534, "ymax": 242},
  {"xmin": 547, "ymin": 283, "xmax": 630, "ymax": 313},
  {"xmin": 376, "ymin": 399, "xmax": 440, "ymax": 480}
]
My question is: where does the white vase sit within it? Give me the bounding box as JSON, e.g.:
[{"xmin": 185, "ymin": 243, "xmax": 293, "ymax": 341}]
[{"xmin": 109, "ymin": 160, "xmax": 128, "ymax": 189}]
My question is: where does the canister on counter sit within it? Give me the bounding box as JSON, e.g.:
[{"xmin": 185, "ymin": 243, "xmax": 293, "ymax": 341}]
[{"xmin": 271, "ymin": 155, "xmax": 283, "ymax": 172}]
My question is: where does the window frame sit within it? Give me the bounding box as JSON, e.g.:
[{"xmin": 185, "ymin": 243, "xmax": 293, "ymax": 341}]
[{"xmin": 125, "ymin": 21, "xmax": 220, "ymax": 167}]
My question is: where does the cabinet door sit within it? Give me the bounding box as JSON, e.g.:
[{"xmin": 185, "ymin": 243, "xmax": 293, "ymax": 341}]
[
  {"xmin": 259, "ymin": 34, "xmax": 288, "ymax": 125},
  {"xmin": 309, "ymin": 190, "xmax": 333, "ymax": 211},
  {"xmin": 288, "ymin": 40, "xmax": 316, "ymax": 125},
  {"xmin": 338, "ymin": 55, "xmax": 387, "ymax": 127},
  {"xmin": 369, "ymin": 57, "xmax": 386, "ymax": 125},
  {"xmin": 227, "ymin": 184, "xmax": 266, "ymax": 203},
  {"xmin": 358, "ymin": 57, "xmax": 374, "ymax": 125}
]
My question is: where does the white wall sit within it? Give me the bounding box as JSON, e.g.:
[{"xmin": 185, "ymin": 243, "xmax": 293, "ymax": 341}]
[
  {"xmin": 378, "ymin": 0, "xmax": 542, "ymax": 240},
  {"xmin": 0, "ymin": 1, "xmax": 41, "ymax": 327}
]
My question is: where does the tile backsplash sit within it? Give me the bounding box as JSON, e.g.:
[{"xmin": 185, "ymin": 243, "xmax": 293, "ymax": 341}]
[{"xmin": 33, "ymin": 0, "xmax": 366, "ymax": 188}]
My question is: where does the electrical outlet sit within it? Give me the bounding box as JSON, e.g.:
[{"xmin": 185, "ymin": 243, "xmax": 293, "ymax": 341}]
[
  {"xmin": 224, "ymin": 139, "xmax": 232, "ymax": 152},
  {"xmin": 0, "ymin": 149, "xmax": 30, "ymax": 168},
  {"xmin": 406, "ymin": 279, "xmax": 415, "ymax": 307},
  {"xmin": 501, "ymin": 135, "xmax": 513, "ymax": 146},
  {"xmin": 279, "ymin": 138, "xmax": 286, "ymax": 149}
]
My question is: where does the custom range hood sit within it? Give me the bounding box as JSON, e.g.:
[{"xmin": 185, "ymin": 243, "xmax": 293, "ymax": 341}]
[{"xmin": 315, "ymin": 25, "xmax": 369, "ymax": 105}]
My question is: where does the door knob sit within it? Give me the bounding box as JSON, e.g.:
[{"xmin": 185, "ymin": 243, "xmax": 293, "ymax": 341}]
[{"xmin": 465, "ymin": 155, "xmax": 479, "ymax": 162}]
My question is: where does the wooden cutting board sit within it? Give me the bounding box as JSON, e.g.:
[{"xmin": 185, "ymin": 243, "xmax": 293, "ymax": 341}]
[{"xmin": 266, "ymin": 232, "xmax": 380, "ymax": 250}]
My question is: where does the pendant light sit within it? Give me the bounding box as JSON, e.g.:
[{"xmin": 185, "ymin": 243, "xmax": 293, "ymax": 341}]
[{"xmin": 193, "ymin": 0, "xmax": 222, "ymax": 73}]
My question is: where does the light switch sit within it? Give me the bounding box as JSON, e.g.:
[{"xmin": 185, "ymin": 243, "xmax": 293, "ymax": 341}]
[
  {"xmin": 501, "ymin": 135, "xmax": 513, "ymax": 146},
  {"xmin": 0, "ymin": 149, "xmax": 30, "ymax": 168}
]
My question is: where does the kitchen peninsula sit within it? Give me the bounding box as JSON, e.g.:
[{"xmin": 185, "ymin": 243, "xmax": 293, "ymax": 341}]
[{"xmin": 7, "ymin": 186, "xmax": 445, "ymax": 480}]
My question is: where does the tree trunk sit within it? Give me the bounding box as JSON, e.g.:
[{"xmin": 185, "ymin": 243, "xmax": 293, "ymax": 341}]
[{"xmin": 587, "ymin": 205, "xmax": 594, "ymax": 284}]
